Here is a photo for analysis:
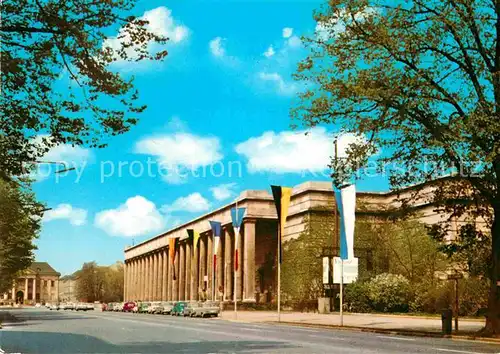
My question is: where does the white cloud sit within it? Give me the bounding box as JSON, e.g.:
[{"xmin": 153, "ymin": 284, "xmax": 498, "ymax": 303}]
[
  {"xmin": 95, "ymin": 196, "xmax": 166, "ymax": 237},
  {"xmin": 103, "ymin": 7, "xmax": 189, "ymax": 63},
  {"xmin": 209, "ymin": 37, "xmax": 226, "ymax": 57},
  {"xmin": 235, "ymin": 127, "xmax": 365, "ymax": 173},
  {"xmin": 161, "ymin": 192, "xmax": 211, "ymax": 213},
  {"xmin": 282, "ymin": 27, "xmax": 294, "ymax": 38},
  {"xmin": 43, "ymin": 204, "xmax": 88, "ymax": 226},
  {"xmin": 135, "ymin": 132, "xmax": 222, "ymax": 165},
  {"xmin": 257, "ymin": 72, "xmax": 297, "ymax": 96},
  {"xmin": 210, "ymin": 183, "xmax": 237, "ymax": 201},
  {"xmin": 263, "ymin": 46, "xmax": 275, "ymax": 58},
  {"xmin": 287, "ymin": 36, "xmax": 302, "ymax": 49}
]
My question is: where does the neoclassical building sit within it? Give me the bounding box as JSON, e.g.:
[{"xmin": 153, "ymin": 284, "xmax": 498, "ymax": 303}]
[
  {"xmin": 123, "ymin": 179, "xmax": 486, "ymax": 303},
  {"xmin": 2, "ymin": 262, "xmax": 60, "ymax": 304}
]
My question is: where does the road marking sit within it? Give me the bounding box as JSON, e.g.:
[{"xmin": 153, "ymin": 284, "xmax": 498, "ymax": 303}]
[
  {"xmin": 376, "ymin": 335, "xmax": 416, "ymax": 342},
  {"xmin": 434, "ymin": 349, "xmax": 490, "ymax": 354},
  {"xmin": 308, "ymin": 334, "xmax": 346, "ymax": 340},
  {"xmin": 239, "ymin": 328, "xmax": 261, "ymax": 332}
]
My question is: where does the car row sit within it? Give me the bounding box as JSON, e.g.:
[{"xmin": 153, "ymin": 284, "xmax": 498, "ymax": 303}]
[
  {"xmin": 103, "ymin": 301, "xmax": 220, "ymax": 318},
  {"xmin": 45, "ymin": 302, "xmax": 95, "ymax": 311}
]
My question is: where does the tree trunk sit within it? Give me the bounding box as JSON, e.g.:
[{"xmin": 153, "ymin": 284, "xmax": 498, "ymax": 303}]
[{"xmin": 485, "ymin": 204, "xmax": 500, "ymax": 335}]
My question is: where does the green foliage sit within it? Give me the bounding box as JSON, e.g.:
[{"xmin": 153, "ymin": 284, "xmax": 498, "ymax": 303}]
[
  {"xmin": 281, "ymin": 213, "xmax": 328, "ymax": 303},
  {"xmin": 367, "ymin": 273, "xmax": 412, "ymax": 313},
  {"xmin": 75, "ymin": 261, "xmax": 124, "ymax": 303},
  {"xmin": 345, "ymin": 281, "xmax": 371, "ymax": 313},
  {"xmin": 1, "ymin": 0, "xmax": 168, "ymax": 177},
  {"xmin": 0, "ymin": 180, "xmax": 42, "ymax": 293}
]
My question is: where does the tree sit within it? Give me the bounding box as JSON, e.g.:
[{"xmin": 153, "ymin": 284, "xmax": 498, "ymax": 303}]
[
  {"xmin": 75, "ymin": 261, "xmax": 123, "ymax": 303},
  {"xmin": 0, "ymin": 0, "xmax": 168, "ymax": 177},
  {"xmin": 0, "ymin": 179, "xmax": 42, "ymax": 293},
  {"xmin": 293, "ymin": 0, "xmax": 500, "ymax": 334}
]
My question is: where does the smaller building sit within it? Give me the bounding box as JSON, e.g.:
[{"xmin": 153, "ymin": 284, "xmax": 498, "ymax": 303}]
[
  {"xmin": 58, "ymin": 275, "xmax": 78, "ymax": 303},
  {"xmin": 1, "ymin": 262, "xmax": 60, "ymax": 305}
]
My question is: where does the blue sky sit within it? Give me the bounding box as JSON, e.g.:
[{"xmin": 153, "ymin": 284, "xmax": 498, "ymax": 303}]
[{"xmin": 34, "ymin": 0, "xmax": 390, "ymax": 276}]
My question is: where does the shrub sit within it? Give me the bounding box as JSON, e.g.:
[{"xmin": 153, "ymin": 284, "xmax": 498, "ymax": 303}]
[
  {"xmin": 345, "ymin": 281, "xmax": 371, "ymax": 313},
  {"xmin": 367, "ymin": 273, "xmax": 412, "ymax": 312}
]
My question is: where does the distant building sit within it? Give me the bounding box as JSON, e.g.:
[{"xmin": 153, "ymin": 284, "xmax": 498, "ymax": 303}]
[
  {"xmin": 58, "ymin": 275, "xmax": 77, "ymax": 303},
  {"xmin": 1, "ymin": 262, "xmax": 60, "ymax": 305}
]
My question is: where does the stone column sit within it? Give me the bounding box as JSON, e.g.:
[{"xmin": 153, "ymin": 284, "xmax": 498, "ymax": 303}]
[
  {"xmin": 153, "ymin": 253, "xmax": 158, "ymax": 300},
  {"xmin": 216, "ymin": 232, "xmax": 224, "ymax": 301},
  {"xmin": 55, "ymin": 279, "xmax": 59, "ymax": 303},
  {"xmin": 243, "ymin": 219, "xmax": 256, "ymax": 302},
  {"xmin": 151, "ymin": 254, "xmax": 155, "ymax": 300},
  {"xmin": 139, "ymin": 258, "xmax": 143, "ymax": 300},
  {"xmin": 133, "ymin": 259, "xmax": 138, "ymax": 300},
  {"xmin": 179, "ymin": 243, "xmax": 186, "ymax": 300},
  {"xmin": 235, "ymin": 226, "xmax": 243, "ymax": 301},
  {"xmin": 162, "ymin": 250, "xmax": 168, "ymax": 300},
  {"xmin": 224, "ymin": 227, "xmax": 233, "ymax": 301},
  {"xmin": 157, "ymin": 253, "xmax": 162, "ymax": 301},
  {"xmin": 167, "ymin": 249, "xmax": 172, "ymax": 301},
  {"xmin": 191, "ymin": 240, "xmax": 199, "ymax": 301},
  {"xmin": 199, "ymin": 235, "xmax": 207, "ymax": 291},
  {"xmin": 33, "ymin": 278, "xmax": 37, "ymax": 303},
  {"xmin": 185, "ymin": 241, "xmax": 191, "ymax": 300},
  {"xmin": 174, "ymin": 246, "xmax": 180, "ymax": 301},
  {"xmin": 207, "ymin": 233, "xmax": 213, "ymax": 300},
  {"xmin": 146, "ymin": 256, "xmax": 151, "ymax": 301},
  {"xmin": 24, "ymin": 278, "xmax": 28, "ymax": 302},
  {"xmin": 157, "ymin": 252, "xmax": 162, "ymax": 300}
]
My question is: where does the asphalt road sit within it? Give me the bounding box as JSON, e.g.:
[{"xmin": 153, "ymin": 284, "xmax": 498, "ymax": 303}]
[{"xmin": 1, "ymin": 308, "xmax": 499, "ymax": 354}]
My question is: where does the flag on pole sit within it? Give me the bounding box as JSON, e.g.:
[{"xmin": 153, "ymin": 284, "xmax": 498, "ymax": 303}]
[
  {"xmin": 334, "ymin": 184, "xmax": 356, "ymax": 260},
  {"xmin": 271, "ymin": 185, "xmax": 292, "ymax": 263},
  {"xmin": 209, "ymin": 221, "xmax": 222, "ymax": 272},
  {"xmin": 169, "ymin": 237, "xmax": 177, "ymax": 280},
  {"xmin": 231, "ymin": 207, "xmax": 245, "ymax": 271}
]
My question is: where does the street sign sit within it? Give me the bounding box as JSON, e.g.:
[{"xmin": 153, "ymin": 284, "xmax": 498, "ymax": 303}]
[
  {"xmin": 322, "ymin": 257, "xmax": 330, "ymax": 284},
  {"xmin": 447, "ymin": 273, "xmax": 463, "ymax": 280},
  {"xmin": 333, "ymin": 257, "xmax": 358, "ymax": 284}
]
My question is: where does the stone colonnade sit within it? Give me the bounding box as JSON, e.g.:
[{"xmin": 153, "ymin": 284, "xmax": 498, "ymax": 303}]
[{"xmin": 124, "ymin": 219, "xmax": 256, "ymax": 302}]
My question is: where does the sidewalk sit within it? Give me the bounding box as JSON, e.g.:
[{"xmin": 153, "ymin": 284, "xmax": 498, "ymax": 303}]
[{"xmin": 219, "ymin": 311, "xmax": 485, "ymax": 334}]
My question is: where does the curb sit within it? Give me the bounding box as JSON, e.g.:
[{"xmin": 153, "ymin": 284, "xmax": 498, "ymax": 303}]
[{"xmin": 263, "ymin": 321, "xmax": 500, "ymax": 344}]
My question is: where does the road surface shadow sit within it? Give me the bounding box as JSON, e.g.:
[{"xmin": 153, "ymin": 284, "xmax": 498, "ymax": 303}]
[{"xmin": 0, "ymin": 331, "xmax": 294, "ymax": 353}]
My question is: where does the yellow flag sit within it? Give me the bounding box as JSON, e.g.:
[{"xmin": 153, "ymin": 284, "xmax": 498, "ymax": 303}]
[
  {"xmin": 280, "ymin": 187, "xmax": 292, "ymax": 240},
  {"xmin": 193, "ymin": 230, "xmax": 200, "ymax": 253}
]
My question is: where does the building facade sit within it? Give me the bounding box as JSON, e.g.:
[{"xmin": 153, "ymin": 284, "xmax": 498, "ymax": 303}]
[
  {"xmin": 123, "ymin": 180, "xmax": 486, "ymax": 303},
  {"xmin": 1, "ymin": 262, "xmax": 60, "ymax": 305}
]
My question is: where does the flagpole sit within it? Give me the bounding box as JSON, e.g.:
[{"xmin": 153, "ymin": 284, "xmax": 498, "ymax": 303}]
[
  {"xmin": 234, "ymin": 198, "xmax": 238, "ymax": 319},
  {"xmin": 334, "ymin": 138, "xmax": 344, "ymax": 327},
  {"xmin": 277, "ymin": 223, "xmax": 281, "ymax": 323}
]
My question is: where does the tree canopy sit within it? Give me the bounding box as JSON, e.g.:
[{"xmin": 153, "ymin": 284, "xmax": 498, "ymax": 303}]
[
  {"xmin": 1, "ymin": 0, "xmax": 168, "ymax": 177},
  {"xmin": 0, "ymin": 179, "xmax": 42, "ymax": 293},
  {"xmin": 293, "ymin": 0, "xmax": 500, "ymax": 333}
]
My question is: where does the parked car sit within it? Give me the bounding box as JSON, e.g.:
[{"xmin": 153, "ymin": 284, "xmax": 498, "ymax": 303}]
[
  {"xmin": 35, "ymin": 303, "xmax": 42, "ymax": 308},
  {"xmin": 160, "ymin": 302, "xmax": 173, "ymax": 315},
  {"xmin": 45, "ymin": 303, "xmax": 51, "ymax": 309},
  {"xmin": 122, "ymin": 301, "xmax": 136, "ymax": 312},
  {"xmin": 49, "ymin": 303, "xmax": 60, "ymax": 311},
  {"xmin": 76, "ymin": 303, "xmax": 88, "ymax": 311},
  {"xmin": 138, "ymin": 302, "xmax": 151, "ymax": 313},
  {"xmin": 86, "ymin": 303, "xmax": 95, "ymax": 311},
  {"xmin": 148, "ymin": 301, "xmax": 163, "ymax": 314},
  {"xmin": 113, "ymin": 303, "xmax": 123, "ymax": 312},
  {"xmin": 183, "ymin": 302, "xmax": 201, "ymax": 317},
  {"xmin": 171, "ymin": 302, "xmax": 187, "ymax": 316},
  {"xmin": 62, "ymin": 303, "xmax": 75, "ymax": 310},
  {"xmin": 132, "ymin": 302, "xmax": 140, "ymax": 313},
  {"xmin": 195, "ymin": 301, "xmax": 220, "ymax": 318}
]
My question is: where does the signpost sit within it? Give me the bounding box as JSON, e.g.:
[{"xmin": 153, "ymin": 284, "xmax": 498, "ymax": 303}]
[{"xmin": 447, "ymin": 272, "xmax": 463, "ymax": 331}]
